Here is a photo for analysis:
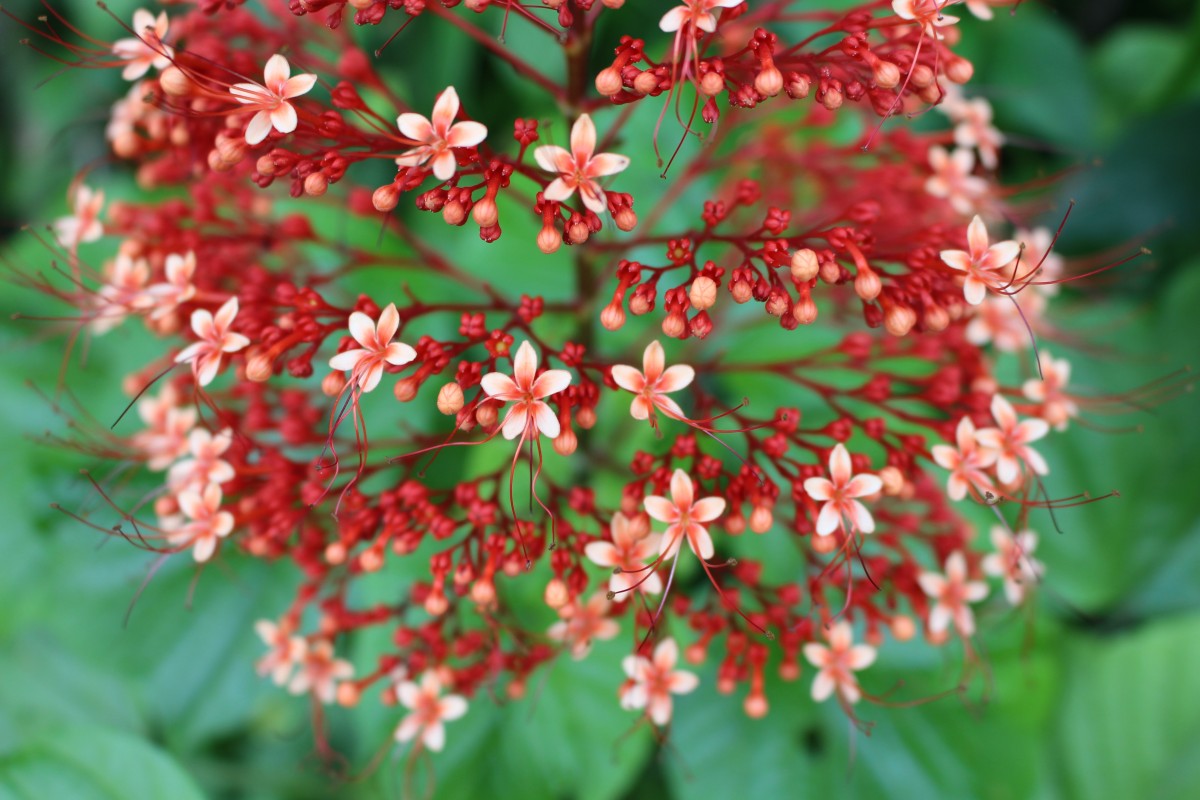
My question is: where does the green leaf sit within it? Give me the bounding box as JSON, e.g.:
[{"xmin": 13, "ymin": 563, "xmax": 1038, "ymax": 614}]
[
  {"xmin": 1052, "ymin": 614, "xmax": 1200, "ymax": 800},
  {"xmin": 0, "ymin": 724, "xmax": 204, "ymax": 800}
]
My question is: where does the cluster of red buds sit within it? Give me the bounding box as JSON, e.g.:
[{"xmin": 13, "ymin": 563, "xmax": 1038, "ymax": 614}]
[{"xmin": 15, "ymin": 0, "xmax": 1172, "ymax": 769}]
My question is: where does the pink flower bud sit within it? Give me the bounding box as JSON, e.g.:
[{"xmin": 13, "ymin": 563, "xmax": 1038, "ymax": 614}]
[
  {"xmin": 565, "ymin": 216, "xmax": 590, "ymax": 244},
  {"xmin": 372, "ymin": 184, "xmax": 399, "ymax": 212},
  {"xmin": 812, "ymin": 533, "xmax": 838, "ymax": 554},
  {"xmin": 245, "ymin": 350, "xmax": 274, "ymax": 382},
  {"xmin": 892, "ymin": 615, "xmax": 916, "ymax": 641},
  {"xmin": 393, "ymin": 376, "xmax": 420, "ymax": 402},
  {"xmin": 472, "ymin": 196, "xmax": 498, "ymax": 228},
  {"xmin": 689, "ymin": 276, "xmax": 718, "ymax": 310},
  {"xmin": 923, "ymin": 304, "xmax": 950, "ymax": 332},
  {"xmin": 613, "ymin": 206, "xmax": 637, "ymax": 232},
  {"xmin": 601, "ymin": 0, "xmax": 623, "ymax": 7},
  {"xmin": 633, "ymin": 71, "xmax": 658, "ymax": 95},
  {"xmin": 884, "ymin": 303, "xmax": 917, "ymax": 336},
  {"xmin": 786, "ymin": 73, "xmax": 811, "ymax": 99},
  {"xmin": 322, "ymin": 371, "xmax": 346, "ymax": 396},
  {"xmin": 443, "ymin": 200, "xmax": 467, "ymax": 226},
  {"xmin": 544, "ymin": 578, "xmax": 569, "ymax": 608},
  {"xmin": 336, "ymin": 683, "xmax": 361, "ymax": 707},
  {"xmin": 821, "ymin": 87, "xmax": 844, "ymax": 110},
  {"xmin": 945, "ymin": 56, "xmax": 974, "ymax": 85},
  {"xmin": 600, "ymin": 300, "xmax": 626, "ymax": 330},
  {"xmin": 424, "ymin": 591, "xmax": 449, "ymax": 616},
  {"xmin": 790, "ymin": 248, "xmax": 819, "ymax": 282},
  {"xmin": 304, "ymin": 172, "xmax": 328, "ymax": 196},
  {"xmin": 537, "ymin": 223, "xmax": 562, "ymax": 254},
  {"xmin": 910, "ymin": 65, "xmax": 935, "ymax": 89},
  {"xmin": 437, "ymin": 382, "xmax": 465, "ymax": 415},
  {"xmin": 464, "ymin": 0, "xmax": 489, "ymax": 11},
  {"xmin": 595, "ymin": 67, "xmax": 623, "ymax": 96},
  {"xmin": 662, "ymin": 311, "xmax": 687, "ymax": 338},
  {"xmin": 744, "ymin": 693, "xmax": 769, "ymax": 718},
  {"xmin": 879, "ymin": 465, "xmax": 905, "ymax": 495},
  {"xmin": 159, "ymin": 66, "xmax": 191, "ymax": 96},
  {"xmin": 575, "ymin": 406, "xmax": 597, "ymax": 430},
  {"xmin": 700, "ymin": 71, "xmax": 725, "ymax": 96},
  {"xmin": 725, "ymin": 513, "xmax": 746, "ymax": 535},
  {"xmin": 553, "ymin": 427, "xmax": 577, "ymax": 456},
  {"xmin": 873, "ymin": 60, "xmax": 901, "ymax": 90},
  {"xmin": 755, "ymin": 65, "xmax": 783, "ymax": 97},
  {"xmin": 749, "ymin": 505, "xmax": 773, "ymax": 534},
  {"xmin": 854, "ymin": 266, "xmax": 881, "ymax": 301}
]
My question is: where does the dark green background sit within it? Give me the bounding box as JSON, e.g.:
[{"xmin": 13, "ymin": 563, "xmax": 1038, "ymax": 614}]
[{"xmin": 2, "ymin": 1, "xmax": 1199, "ymax": 798}]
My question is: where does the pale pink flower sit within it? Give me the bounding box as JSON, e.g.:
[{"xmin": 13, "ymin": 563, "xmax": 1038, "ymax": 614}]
[
  {"xmin": 54, "ymin": 185, "xmax": 104, "ymax": 247},
  {"xmin": 965, "ymin": 292, "xmax": 1046, "ymax": 352},
  {"xmin": 585, "ymin": 513, "xmax": 663, "ymax": 595},
  {"xmin": 91, "ymin": 253, "xmax": 153, "ymax": 334},
  {"xmin": 892, "ymin": 0, "xmax": 959, "ymax": 38},
  {"xmin": 1022, "ymin": 353, "xmax": 1078, "ymax": 431},
  {"xmin": 802, "ymin": 444, "xmax": 883, "ymax": 536},
  {"xmin": 288, "ymin": 639, "xmax": 353, "ymax": 704},
  {"xmin": 534, "ymin": 114, "xmax": 630, "ymax": 214},
  {"xmin": 168, "ymin": 427, "xmax": 234, "ymax": 492},
  {"xmin": 146, "ymin": 251, "xmax": 197, "ymax": 318},
  {"xmin": 328, "ymin": 303, "xmax": 417, "ymax": 394},
  {"xmin": 394, "ymin": 86, "xmax": 488, "ymax": 182},
  {"xmin": 111, "ymin": 9, "xmax": 173, "ymax": 81},
  {"xmin": 548, "ymin": 593, "xmax": 620, "ymax": 660},
  {"xmin": 480, "ymin": 341, "xmax": 572, "ymax": 440},
  {"xmin": 925, "ymin": 146, "xmax": 987, "ymax": 216},
  {"xmin": 802, "ymin": 621, "xmax": 877, "ymax": 704},
  {"xmin": 131, "ymin": 384, "xmax": 196, "ymax": 470},
  {"xmin": 918, "ymin": 551, "xmax": 989, "ymax": 636},
  {"xmin": 254, "ymin": 619, "xmax": 306, "ymax": 685},
  {"xmin": 931, "ymin": 416, "xmax": 997, "ymax": 501},
  {"xmin": 940, "ymin": 215, "xmax": 1022, "ymax": 305},
  {"xmin": 952, "ymin": 97, "xmax": 1005, "ymax": 170},
  {"xmin": 620, "ymin": 638, "xmax": 699, "ymax": 725},
  {"xmin": 229, "ymin": 55, "xmax": 317, "ymax": 145},
  {"xmin": 1012, "ymin": 226, "xmax": 1065, "ymax": 296},
  {"xmin": 981, "ymin": 527, "xmax": 1042, "ymax": 605},
  {"xmin": 106, "ymin": 81, "xmax": 154, "ymax": 147},
  {"xmin": 394, "ymin": 672, "xmax": 468, "ymax": 752},
  {"xmin": 165, "ymin": 483, "xmax": 234, "ymax": 562},
  {"xmin": 611, "ymin": 340, "xmax": 694, "ymax": 423},
  {"xmin": 644, "ymin": 469, "xmax": 726, "ymax": 561},
  {"xmin": 659, "ymin": 0, "xmax": 744, "ymax": 34},
  {"xmin": 974, "ymin": 394, "xmax": 1049, "ymax": 485},
  {"xmin": 175, "ymin": 297, "xmax": 251, "ymax": 387}
]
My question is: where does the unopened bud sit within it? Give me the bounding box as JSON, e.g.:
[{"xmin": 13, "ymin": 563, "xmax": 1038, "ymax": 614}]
[
  {"xmin": 245, "ymin": 351, "xmax": 274, "ymax": 382},
  {"xmin": 475, "ymin": 403, "xmax": 499, "ymax": 427},
  {"xmin": 613, "ymin": 206, "xmax": 637, "ymax": 231},
  {"xmin": 159, "ymin": 66, "xmax": 191, "ymax": 96},
  {"xmin": 633, "ymin": 70, "xmax": 658, "ymax": 95},
  {"xmin": 437, "ymin": 382, "xmax": 465, "ymax": 415},
  {"xmin": 424, "ymin": 591, "xmax": 449, "ymax": 616},
  {"xmin": 689, "ymin": 276, "xmax": 718, "ymax": 310},
  {"xmin": 749, "ymin": 505, "xmax": 773, "ymax": 534},
  {"xmin": 662, "ymin": 311, "xmax": 687, "ymax": 338},
  {"xmin": 790, "ymin": 248, "xmax": 819, "ymax": 282},
  {"xmin": 347, "ymin": 0, "xmax": 373, "ymax": 8},
  {"xmin": 884, "ymin": 303, "xmax": 917, "ymax": 336},
  {"xmin": 945, "ymin": 56, "xmax": 974, "ymax": 85},
  {"xmin": 765, "ymin": 290, "xmax": 789, "ymax": 317},
  {"xmin": 595, "ymin": 67, "xmax": 623, "ymax": 96},
  {"xmin": 725, "ymin": 514, "xmax": 746, "ymax": 535},
  {"xmin": 821, "ymin": 87, "xmax": 844, "ymax": 110},
  {"xmin": 854, "ymin": 267, "xmax": 881, "ymax": 301},
  {"xmin": 393, "ymin": 376, "xmax": 419, "ymax": 402},
  {"xmin": 731, "ymin": 279, "xmax": 753, "ymax": 304},
  {"xmin": 923, "ymin": 304, "xmax": 950, "ymax": 332},
  {"xmin": 322, "ymin": 371, "xmax": 346, "ymax": 396},
  {"xmin": 359, "ymin": 546, "xmax": 384, "ymax": 572},
  {"xmin": 755, "ymin": 65, "xmax": 783, "ymax": 97},
  {"xmin": 700, "ymin": 71, "xmax": 725, "ymax": 96},
  {"xmin": 372, "ymin": 184, "xmax": 400, "ymax": 212},
  {"xmin": 786, "ymin": 73, "xmax": 811, "ymax": 99},
  {"xmin": 601, "ymin": 0, "xmax": 623, "ymax": 8},
  {"xmin": 575, "ymin": 406, "xmax": 597, "ymax": 430},
  {"xmin": 537, "ymin": 223, "xmax": 562, "ymax": 254},
  {"xmin": 256, "ymin": 154, "xmax": 278, "ymax": 176},
  {"xmin": 544, "ymin": 578, "xmax": 569, "ymax": 609},
  {"xmin": 565, "ymin": 216, "xmax": 589, "ymax": 244},
  {"xmin": 892, "ymin": 615, "xmax": 916, "ymax": 641},
  {"xmin": 303, "ymin": 172, "xmax": 328, "ymax": 196},
  {"xmin": 879, "ymin": 465, "xmax": 905, "ymax": 496},
  {"xmin": 600, "ymin": 301, "xmax": 626, "ymax": 330},
  {"xmin": 744, "ymin": 693, "xmax": 769, "ymax": 718},
  {"xmin": 442, "ymin": 200, "xmax": 467, "ymax": 226},
  {"xmin": 553, "ymin": 427, "xmax": 577, "ymax": 456},
  {"xmin": 471, "ymin": 579, "xmax": 497, "ymax": 607},
  {"xmin": 811, "ymin": 533, "xmax": 838, "ymax": 554},
  {"xmin": 910, "ymin": 64, "xmax": 935, "ymax": 89},
  {"xmin": 325, "ymin": 541, "xmax": 347, "ymax": 565},
  {"xmin": 464, "ymin": 0, "xmax": 489, "ymax": 11},
  {"xmin": 472, "ymin": 196, "xmax": 498, "ymax": 228},
  {"xmin": 336, "ymin": 683, "xmax": 361, "ymax": 707}
]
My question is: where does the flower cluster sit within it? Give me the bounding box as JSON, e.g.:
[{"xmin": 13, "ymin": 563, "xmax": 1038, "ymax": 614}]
[{"xmin": 19, "ymin": 0, "xmax": 1153, "ymax": 771}]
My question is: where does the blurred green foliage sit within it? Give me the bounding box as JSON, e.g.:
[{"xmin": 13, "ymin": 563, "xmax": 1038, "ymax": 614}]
[{"xmin": 2, "ymin": 1, "xmax": 1199, "ymax": 798}]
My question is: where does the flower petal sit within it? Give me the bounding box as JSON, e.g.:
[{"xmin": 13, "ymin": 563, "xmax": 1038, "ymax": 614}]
[
  {"xmin": 690, "ymin": 496, "xmax": 726, "ymax": 523},
  {"xmin": 815, "ymin": 502, "xmax": 841, "ymax": 536},
  {"xmin": 446, "ymin": 120, "xmax": 487, "ymax": 148},
  {"xmin": 687, "ymin": 523, "xmax": 714, "ymax": 560},
  {"xmin": 611, "ymin": 365, "xmax": 646, "ymax": 393},
  {"xmin": 531, "ymin": 368, "xmax": 571, "ymax": 399},
  {"xmin": 397, "ymin": 113, "xmax": 434, "ymax": 143},
  {"xmin": 803, "ymin": 477, "xmax": 834, "ymax": 501},
  {"xmin": 532, "ymin": 401, "xmax": 560, "ymax": 438},
  {"xmin": 669, "ymin": 468, "xmax": 693, "ymax": 510},
  {"xmin": 643, "ymin": 496, "xmax": 679, "ymax": 524},
  {"xmin": 570, "ymin": 113, "xmax": 597, "ymax": 162},
  {"xmin": 347, "ymin": 311, "xmax": 376, "ymax": 348},
  {"xmin": 512, "ymin": 341, "xmax": 537, "ymax": 389},
  {"xmin": 263, "ymin": 54, "xmax": 290, "ymax": 88},
  {"xmin": 642, "ymin": 341, "xmax": 665, "ymax": 382},
  {"xmin": 431, "ymin": 86, "xmax": 460, "ymax": 137},
  {"xmin": 480, "ymin": 372, "xmax": 520, "ymax": 400},
  {"xmin": 586, "ymin": 152, "xmax": 630, "ymax": 178},
  {"xmin": 501, "ymin": 406, "xmax": 528, "ymax": 440},
  {"xmin": 431, "ymin": 151, "xmax": 458, "ymax": 182},
  {"xmin": 534, "ymin": 144, "xmax": 572, "ymax": 174},
  {"xmin": 543, "ymin": 177, "xmax": 575, "ymax": 203},
  {"xmin": 283, "ymin": 73, "xmax": 317, "ymax": 99},
  {"xmin": 829, "ymin": 443, "xmax": 852, "ymax": 486},
  {"xmin": 656, "ymin": 364, "xmax": 695, "ymax": 393}
]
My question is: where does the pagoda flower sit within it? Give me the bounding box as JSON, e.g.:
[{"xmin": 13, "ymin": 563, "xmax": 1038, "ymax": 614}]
[
  {"xmin": 480, "ymin": 341, "xmax": 572, "ymax": 440},
  {"xmin": 620, "ymin": 638, "xmax": 699, "ymax": 726},
  {"xmin": 53, "ymin": 185, "xmax": 104, "ymax": 248},
  {"xmin": 111, "ymin": 9, "xmax": 173, "ymax": 81},
  {"xmin": 892, "ymin": 0, "xmax": 959, "ymax": 38},
  {"xmin": 918, "ymin": 551, "xmax": 989, "ymax": 637},
  {"xmin": 974, "ymin": 394, "xmax": 1049, "ymax": 486},
  {"xmin": 130, "ymin": 384, "xmax": 196, "ymax": 470},
  {"xmin": 174, "ymin": 297, "xmax": 251, "ymax": 387},
  {"xmin": 585, "ymin": 512, "xmax": 664, "ymax": 595},
  {"xmin": 394, "ymin": 86, "xmax": 488, "ymax": 181},
  {"xmin": 939, "ymin": 215, "xmax": 1022, "ymax": 306},
  {"xmin": 981, "ymin": 527, "xmax": 1043, "ymax": 605},
  {"xmin": 1012, "ymin": 227, "xmax": 1065, "ymax": 296},
  {"xmin": 951, "ymin": 97, "xmax": 1005, "ymax": 170},
  {"xmin": 164, "ymin": 483, "xmax": 234, "ymax": 562},
  {"xmin": 611, "ymin": 340, "xmax": 695, "ymax": 427},
  {"xmin": 91, "ymin": 253, "xmax": 153, "ymax": 334},
  {"xmin": 644, "ymin": 468, "xmax": 726, "ymax": 561},
  {"xmin": 288, "ymin": 638, "xmax": 354, "ymax": 704},
  {"xmin": 168, "ymin": 427, "xmax": 235, "ymax": 493},
  {"xmin": 394, "ymin": 672, "xmax": 469, "ymax": 753},
  {"xmin": 254, "ymin": 619, "xmax": 307, "ymax": 686},
  {"xmin": 146, "ymin": 251, "xmax": 197, "ymax": 319},
  {"xmin": 328, "ymin": 303, "xmax": 417, "ymax": 394},
  {"xmin": 931, "ymin": 416, "xmax": 998, "ymax": 502},
  {"xmin": 925, "ymin": 146, "xmax": 988, "ymax": 216},
  {"xmin": 802, "ymin": 443, "xmax": 883, "ymax": 536},
  {"xmin": 1022, "ymin": 353, "xmax": 1078, "ymax": 431},
  {"xmin": 229, "ymin": 54, "xmax": 317, "ymax": 145},
  {"xmin": 965, "ymin": 292, "xmax": 1046, "ymax": 353},
  {"xmin": 803, "ymin": 621, "xmax": 877, "ymax": 705},
  {"xmin": 534, "ymin": 114, "xmax": 630, "ymax": 214},
  {"xmin": 548, "ymin": 593, "xmax": 621, "ymax": 660},
  {"xmin": 659, "ymin": 0, "xmax": 744, "ymax": 34}
]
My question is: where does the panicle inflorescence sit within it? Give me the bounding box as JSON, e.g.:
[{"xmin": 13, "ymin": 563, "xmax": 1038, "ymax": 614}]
[{"xmin": 16, "ymin": 0, "xmax": 1167, "ymax": 769}]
